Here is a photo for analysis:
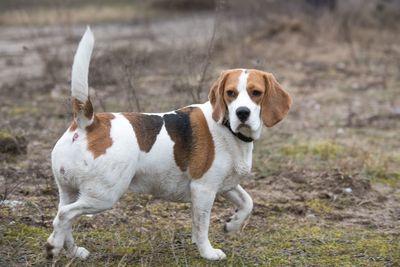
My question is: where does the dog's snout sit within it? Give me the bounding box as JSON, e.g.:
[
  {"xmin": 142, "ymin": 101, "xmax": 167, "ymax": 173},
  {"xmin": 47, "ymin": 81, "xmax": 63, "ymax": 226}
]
[{"xmin": 236, "ymin": 107, "xmax": 250, "ymax": 122}]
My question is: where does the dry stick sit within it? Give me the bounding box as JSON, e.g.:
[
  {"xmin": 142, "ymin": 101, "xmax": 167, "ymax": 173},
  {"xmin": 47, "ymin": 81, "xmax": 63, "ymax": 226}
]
[
  {"xmin": 169, "ymin": 229, "xmax": 179, "ymax": 266},
  {"xmin": 27, "ymin": 200, "xmax": 46, "ymax": 225},
  {"xmin": 64, "ymin": 257, "xmax": 75, "ymax": 267},
  {"xmin": 1, "ymin": 179, "xmax": 23, "ymax": 201},
  {"xmin": 93, "ymin": 86, "xmax": 107, "ymax": 112},
  {"xmin": 193, "ymin": 0, "xmax": 223, "ymax": 103},
  {"xmin": 341, "ymin": 14, "xmax": 358, "ymax": 65},
  {"xmin": 182, "ymin": 237, "xmax": 189, "ymax": 267},
  {"xmin": 123, "ymin": 59, "xmax": 142, "ymax": 112},
  {"xmin": 117, "ymin": 238, "xmax": 137, "ymax": 267},
  {"xmin": 341, "ymin": 2, "xmax": 370, "ymax": 66}
]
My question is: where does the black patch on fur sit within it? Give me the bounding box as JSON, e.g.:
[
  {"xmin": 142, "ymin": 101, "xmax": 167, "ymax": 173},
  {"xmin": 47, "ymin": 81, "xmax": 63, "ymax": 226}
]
[
  {"xmin": 163, "ymin": 108, "xmax": 193, "ymax": 171},
  {"xmin": 45, "ymin": 243, "xmax": 54, "ymax": 259}
]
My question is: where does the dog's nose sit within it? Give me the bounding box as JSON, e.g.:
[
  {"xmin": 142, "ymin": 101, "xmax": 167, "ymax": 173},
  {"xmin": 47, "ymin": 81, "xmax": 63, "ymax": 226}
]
[{"xmin": 236, "ymin": 107, "xmax": 250, "ymax": 122}]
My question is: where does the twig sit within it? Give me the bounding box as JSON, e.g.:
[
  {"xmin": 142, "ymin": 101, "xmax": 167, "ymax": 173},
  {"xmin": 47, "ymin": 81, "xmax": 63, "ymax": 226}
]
[
  {"xmin": 1, "ymin": 179, "xmax": 23, "ymax": 201},
  {"xmin": 193, "ymin": 0, "xmax": 223, "ymax": 103},
  {"xmin": 28, "ymin": 200, "xmax": 46, "ymax": 226},
  {"xmin": 169, "ymin": 229, "xmax": 179, "ymax": 266},
  {"xmin": 123, "ymin": 59, "xmax": 142, "ymax": 112},
  {"xmin": 93, "ymin": 87, "xmax": 107, "ymax": 112},
  {"xmin": 64, "ymin": 257, "xmax": 75, "ymax": 267}
]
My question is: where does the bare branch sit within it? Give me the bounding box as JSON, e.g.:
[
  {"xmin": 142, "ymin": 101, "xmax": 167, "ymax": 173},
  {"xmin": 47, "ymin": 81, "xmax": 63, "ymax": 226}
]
[
  {"xmin": 193, "ymin": 0, "xmax": 223, "ymax": 103},
  {"xmin": 123, "ymin": 59, "xmax": 142, "ymax": 112}
]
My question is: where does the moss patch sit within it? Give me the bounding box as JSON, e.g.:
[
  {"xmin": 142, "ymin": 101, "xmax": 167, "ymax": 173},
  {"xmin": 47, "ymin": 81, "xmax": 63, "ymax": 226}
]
[
  {"xmin": 364, "ymin": 154, "xmax": 400, "ymax": 186},
  {"xmin": 306, "ymin": 199, "xmax": 333, "ymax": 215},
  {"xmin": 281, "ymin": 141, "xmax": 344, "ymax": 160},
  {"xmin": 0, "ymin": 131, "xmax": 27, "ymax": 155}
]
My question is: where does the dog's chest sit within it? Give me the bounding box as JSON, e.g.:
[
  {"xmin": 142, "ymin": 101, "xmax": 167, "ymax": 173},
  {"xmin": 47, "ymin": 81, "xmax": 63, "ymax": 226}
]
[{"xmin": 220, "ymin": 158, "xmax": 252, "ymax": 192}]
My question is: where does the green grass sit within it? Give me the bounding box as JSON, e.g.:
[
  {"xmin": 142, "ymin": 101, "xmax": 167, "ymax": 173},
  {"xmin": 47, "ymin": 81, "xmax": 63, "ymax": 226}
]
[
  {"xmin": 305, "ymin": 199, "xmax": 333, "ymax": 215},
  {"xmin": 1, "ymin": 218, "xmax": 399, "ymax": 266},
  {"xmin": 0, "ymin": 131, "xmax": 15, "ymax": 141},
  {"xmin": 364, "ymin": 154, "xmax": 400, "ymax": 186},
  {"xmin": 281, "ymin": 141, "xmax": 345, "ymax": 160},
  {"xmin": 253, "ymin": 136, "xmax": 400, "ymax": 187}
]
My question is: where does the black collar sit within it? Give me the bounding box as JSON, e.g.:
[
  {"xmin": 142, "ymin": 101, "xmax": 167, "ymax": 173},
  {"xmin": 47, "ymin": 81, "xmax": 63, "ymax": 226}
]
[{"xmin": 222, "ymin": 119, "xmax": 254, "ymax": 143}]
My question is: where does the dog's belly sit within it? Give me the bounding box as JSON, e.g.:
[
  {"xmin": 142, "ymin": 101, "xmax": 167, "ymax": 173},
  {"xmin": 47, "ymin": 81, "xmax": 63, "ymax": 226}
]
[
  {"xmin": 129, "ymin": 170, "xmax": 191, "ymax": 202},
  {"xmin": 125, "ymin": 124, "xmax": 192, "ymax": 202}
]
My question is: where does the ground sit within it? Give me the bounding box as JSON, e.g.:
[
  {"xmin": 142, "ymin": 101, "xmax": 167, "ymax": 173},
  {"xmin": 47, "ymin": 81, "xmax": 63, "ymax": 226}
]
[{"xmin": 0, "ymin": 1, "xmax": 400, "ymax": 266}]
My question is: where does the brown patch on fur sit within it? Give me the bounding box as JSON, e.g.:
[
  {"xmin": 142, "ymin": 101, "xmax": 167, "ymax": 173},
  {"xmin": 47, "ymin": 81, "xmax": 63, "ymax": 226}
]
[
  {"xmin": 69, "ymin": 97, "xmax": 93, "ymax": 132},
  {"xmin": 222, "ymin": 70, "xmax": 242, "ymax": 104},
  {"xmin": 258, "ymin": 71, "xmax": 292, "ymax": 127},
  {"xmin": 208, "ymin": 69, "xmax": 242, "ymax": 122},
  {"xmin": 85, "ymin": 113, "xmax": 114, "ymax": 159},
  {"xmin": 188, "ymin": 108, "xmax": 214, "ymax": 179},
  {"xmin": 247, "ymin": 70, "xmax": 266, "ymax": 105},
  {"xmin": 72, "ymin": 97, "xmax": 93, "ymax": 120},
  {"xmin": 69, "ymin": 121, "xmax": 78, "ymax": 132},
  {"xmin": 122, "ymin": 112, "xmax": 163, "ymax": 152},
  {"xmin": 163, "ymin": 107, "xmax": 214, "ymax": 179}
]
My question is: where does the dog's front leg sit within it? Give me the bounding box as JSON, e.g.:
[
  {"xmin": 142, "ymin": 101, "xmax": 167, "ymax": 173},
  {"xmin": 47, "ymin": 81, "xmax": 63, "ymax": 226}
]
[
  {"xmin": 190, "ymin": 181, "xmax": 226, "ymax": 260},
  {"xmin": 223, "ymin": 185, "xmax": 253, "ymax": 233}
]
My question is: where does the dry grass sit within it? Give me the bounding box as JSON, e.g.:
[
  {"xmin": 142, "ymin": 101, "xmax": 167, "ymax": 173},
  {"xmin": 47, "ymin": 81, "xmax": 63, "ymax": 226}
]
[{"xmin": 0, "ymin": 3, "xmax": 154, "ymax": 26}]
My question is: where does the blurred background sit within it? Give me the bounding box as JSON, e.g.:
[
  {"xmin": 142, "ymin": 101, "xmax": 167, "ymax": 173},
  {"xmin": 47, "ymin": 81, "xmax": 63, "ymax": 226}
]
[{"xmin": 1, "ymin": 0, "xmax": 399, "ymax": 266}]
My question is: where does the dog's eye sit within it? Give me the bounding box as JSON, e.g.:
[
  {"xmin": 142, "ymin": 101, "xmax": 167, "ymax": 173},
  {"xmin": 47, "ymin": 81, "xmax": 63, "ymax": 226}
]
[
  {"xmin": 252, "ymin": 90, "xmax": 262, "ymax": 97},
  {"xmin": 226, "ymin": 90, "xmax": 236, "ymax": 97}
]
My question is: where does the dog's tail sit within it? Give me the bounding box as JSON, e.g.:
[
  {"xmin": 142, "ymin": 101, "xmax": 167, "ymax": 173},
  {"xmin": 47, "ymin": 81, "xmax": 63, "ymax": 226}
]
[{"xmin": 71, "ymin": 26, "xmax": 95, "ymax": 129}]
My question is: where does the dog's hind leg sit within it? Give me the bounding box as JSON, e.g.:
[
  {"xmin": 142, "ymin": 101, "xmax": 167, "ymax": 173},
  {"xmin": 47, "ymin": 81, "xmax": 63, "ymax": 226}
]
[
  {"xmin": 46, "ymin": 191, "xmax": 120, "ymax": 260},
  {"xmin": 46, "ymin": 186, "xmax": 77, "ymax": 259},
  {"xmin": 51, "ymin": 185, "xmax": 91, "ymax": 259},
  {"xmin": 222, "ymin": 185, "xmax": 253, "ymax": 233},
  {"xmin": 61, "ymin": 189, "xmax": 89, "ymax": 259},
  {"xmin": 46, "ymin": 163, "xmax": 136, "ymax": 260}
]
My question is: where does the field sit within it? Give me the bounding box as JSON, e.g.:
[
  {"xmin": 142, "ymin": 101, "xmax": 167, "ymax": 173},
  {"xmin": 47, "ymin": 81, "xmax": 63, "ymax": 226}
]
[{"xmin": 1, "ymin": 1, "xmax": 400, "ymax": 266}]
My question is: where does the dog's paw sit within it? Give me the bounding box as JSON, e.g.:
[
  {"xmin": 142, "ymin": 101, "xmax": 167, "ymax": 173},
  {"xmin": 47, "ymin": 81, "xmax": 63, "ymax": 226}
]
[
  {"xmin": 67, "ymin": 246, "xmax": 90, "ymax": 260},
  {"xmin": 75, "ymin": 247, "xmax": 90, "ymax": 259},
  {"xmin": 46, "ymin": 234, "xmax": 64, "ymax": 259},
  {"xmin": 45, "ymin": 242, "xmax": 61, "ymax": 259},
  {"xmin": 224, "ymin": 212, "xmax": 249, "ymax": 233},
  {"xmin": 200, "ymin": 248, "xmax": 226, "ymax": 260},
  {"xmin": 224, "ymin": 218, "xmax": 242, "ymax": 233}
]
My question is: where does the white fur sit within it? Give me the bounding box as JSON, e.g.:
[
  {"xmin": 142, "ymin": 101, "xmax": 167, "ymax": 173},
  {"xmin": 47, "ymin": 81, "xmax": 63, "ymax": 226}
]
[
  {"xmin": 47, "ymin": 30, "xmax": 265, "ymax": 262},
  {"xmin": 71, "ymin": 26, "xmax": 94, "ymax": 102},
  {"xmin": 70, "ymin": 26, "xmax": 95, "ymax": 129}
]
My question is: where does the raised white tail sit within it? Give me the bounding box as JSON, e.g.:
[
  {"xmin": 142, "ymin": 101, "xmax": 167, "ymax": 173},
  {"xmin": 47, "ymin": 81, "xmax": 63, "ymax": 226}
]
[{"xmin": 71, "ymin": 26, "xmax": 95, "ymax": 129}]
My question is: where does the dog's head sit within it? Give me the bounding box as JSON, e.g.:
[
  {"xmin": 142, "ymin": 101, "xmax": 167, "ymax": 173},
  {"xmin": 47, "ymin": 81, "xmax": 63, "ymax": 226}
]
[{"xmin": 208, "ymin": 69, "xmax": 292, "ymax": 139}]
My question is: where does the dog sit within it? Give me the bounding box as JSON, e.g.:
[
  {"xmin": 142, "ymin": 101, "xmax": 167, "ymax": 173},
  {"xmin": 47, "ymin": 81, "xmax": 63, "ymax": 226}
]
[{"xmin": 46, "ymin": 27, "xmax": 292, "ymax": 261}]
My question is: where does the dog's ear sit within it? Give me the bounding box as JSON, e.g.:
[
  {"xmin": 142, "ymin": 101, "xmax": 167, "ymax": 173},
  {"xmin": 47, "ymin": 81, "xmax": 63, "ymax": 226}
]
[
  {"xmin": 261, "ymin": 72, "xmax": 292, "ymax": 127},
  {"xmin": 208, "ymin": 71, "xmax": 229, "ymax": 123}
]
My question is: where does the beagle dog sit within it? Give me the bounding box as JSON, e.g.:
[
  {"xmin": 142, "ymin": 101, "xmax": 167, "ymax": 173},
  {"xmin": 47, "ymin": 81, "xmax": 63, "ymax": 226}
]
[{"xmin": 46, "ymin": 27, "xmax": 292, "ymax": 261}]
